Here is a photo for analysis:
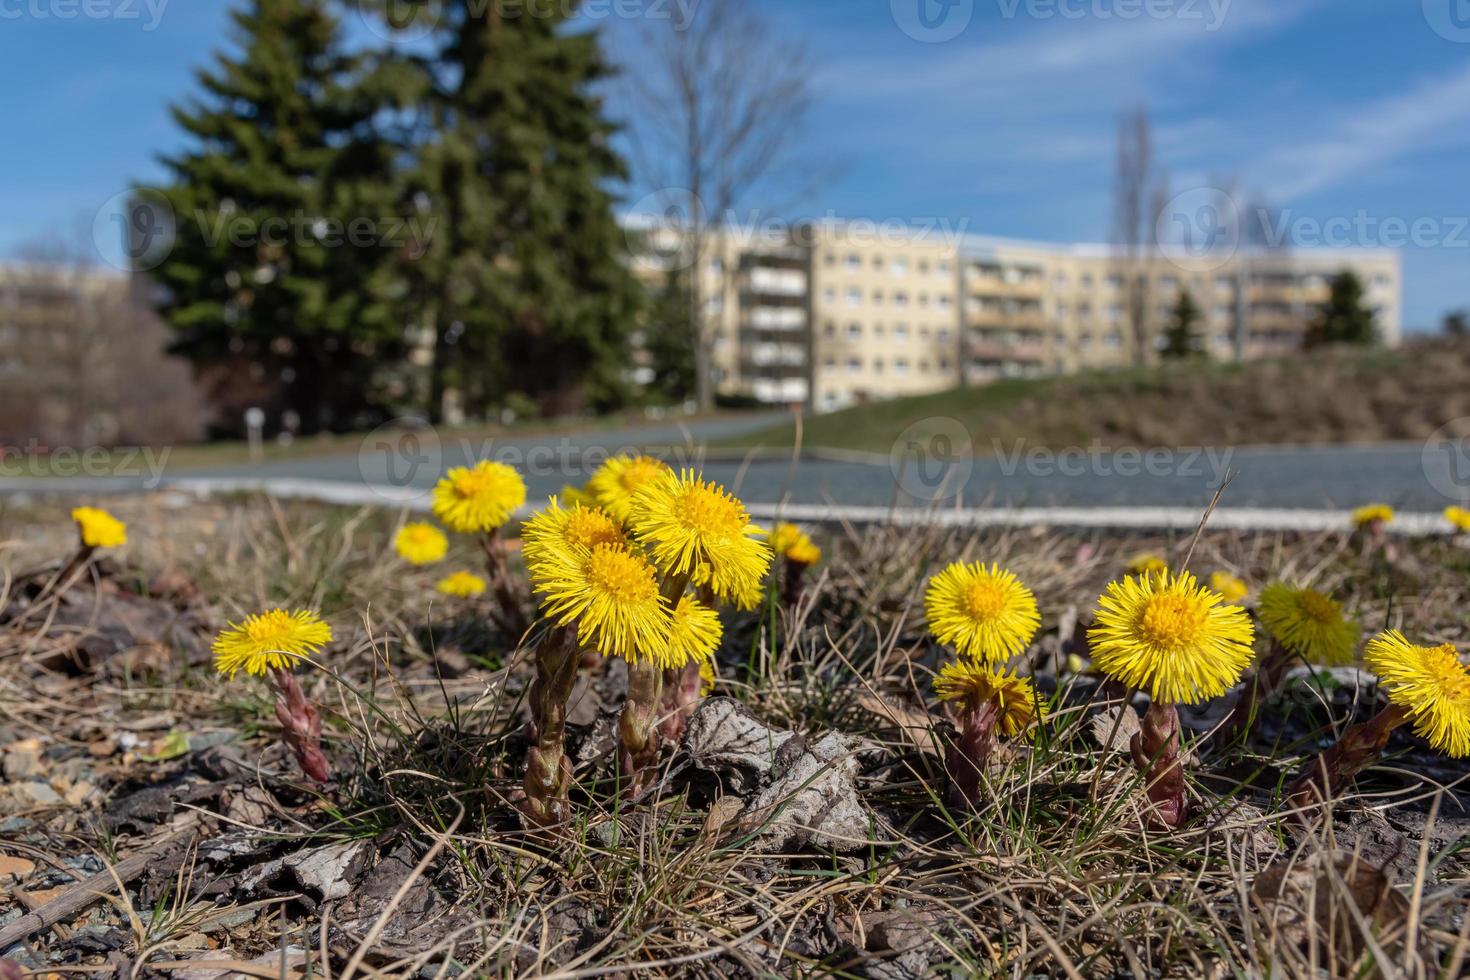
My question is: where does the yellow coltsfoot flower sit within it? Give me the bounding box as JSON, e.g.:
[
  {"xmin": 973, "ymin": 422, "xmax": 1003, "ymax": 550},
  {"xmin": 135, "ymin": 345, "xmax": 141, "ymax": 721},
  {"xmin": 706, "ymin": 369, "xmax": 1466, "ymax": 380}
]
[
  {"xmin": 1209, "ymin": 570, "xmax": 1249, "ymax": 604},
  {"xmin": 667, "ymin": 595, "xmax": 722, "ymax": 666},
  {"xmin": 628, "ymin": 470, "xmax": 772, "ymax": 606},
  {"xmin": 534, "ymin": 542, "xmax": 678, "ymax": 667},
  {"xmin": 436, "ymin": 570, "xmax": 487, "ymax": 598},
  {"xmin": 1365, "ymin": 631, "xmax": 1470, "ymax": 758},
  {"xmin": 213, "ymin": 609, "xmax": 332, "ymax": 678},
  {"xmin": 934, "ymin": 661, "xmax": 1045, "ymax": 737},
  {"xmin": 431, "ymin": 460, "xmax": 526, "ymax": 534},
  {"xmin": 769, "ymin": 522, "xmax": 821, "ymax": 566},
  {"xmin": 72, "ymin": 506, "xmax": 127, "ymax": 549},
  {"xmin": 1088, "ymin": 570, "xmax": 1255, "ymax": 706},
  {"xmin": 1445, "ymin": 505, "xmax": 1470, "ymax": 533},
  {"xmin": 521, "ymin": 498, "xmax": 627, "ymax": 582},
  {"xmin": 1350, "ymin": 503, "xmax": 1394, "ymax": 530},
  {"xmin": 1126, "ymin": 553, "xmax": 1168, "ymax": 576},
  {"xmin": 1258, "ymin": 584, "xmax": 1360, "ymax": 667},
  {"xmin": 924, "ymin": 562, "xmax": 1041, "ymax": 665},
  {"xmin": 588, "ymin": 455, "xmax": 673, "ymax": 524},
  {"xmin": 394, "ymin": 522, "xmax": 449, "ymax": 566}
]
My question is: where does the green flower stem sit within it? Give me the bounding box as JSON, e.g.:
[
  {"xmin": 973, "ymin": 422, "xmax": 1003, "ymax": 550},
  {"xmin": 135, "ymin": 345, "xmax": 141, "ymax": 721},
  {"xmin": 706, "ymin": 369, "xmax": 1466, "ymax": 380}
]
[
  {"xmin": 1286, "ymin": 702, "xmax": 1410, "ymax": 814},
  {"xmin": 520, "ymin": 625, "xmax": 583, "ymax": 829},
  {"xmin": 1130, "ymin": 700, "xmax": 1187, "ymax": 828}
]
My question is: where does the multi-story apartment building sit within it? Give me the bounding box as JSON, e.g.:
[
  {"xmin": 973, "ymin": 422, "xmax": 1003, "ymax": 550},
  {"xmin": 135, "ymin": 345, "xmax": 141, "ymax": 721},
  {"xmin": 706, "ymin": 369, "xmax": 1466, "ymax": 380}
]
[{"xmin": 628, "ymin": 220, "xmax": 1403, "ymax": 413}]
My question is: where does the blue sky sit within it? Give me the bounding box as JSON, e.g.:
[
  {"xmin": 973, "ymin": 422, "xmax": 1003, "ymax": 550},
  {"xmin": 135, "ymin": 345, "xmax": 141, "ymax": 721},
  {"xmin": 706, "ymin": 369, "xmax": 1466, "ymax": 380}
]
[{"xmin": 2, "ymin": 0, "xmax": 1466, "ymax": 328}]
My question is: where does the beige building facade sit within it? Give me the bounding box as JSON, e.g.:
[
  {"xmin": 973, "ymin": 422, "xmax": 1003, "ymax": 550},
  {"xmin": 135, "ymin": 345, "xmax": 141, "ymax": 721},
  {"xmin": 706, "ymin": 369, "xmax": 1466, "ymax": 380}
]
[{"xmin": 630, "ymin": 221, "xmax": 1403, "ymax": 413}]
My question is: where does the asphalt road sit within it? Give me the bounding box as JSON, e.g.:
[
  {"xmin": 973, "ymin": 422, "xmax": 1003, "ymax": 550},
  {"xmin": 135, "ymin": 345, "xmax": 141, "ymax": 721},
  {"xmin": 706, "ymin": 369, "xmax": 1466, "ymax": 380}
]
[{"xmin": 0, "ymin": 412, "xmax": 1463, "ymax": 513}]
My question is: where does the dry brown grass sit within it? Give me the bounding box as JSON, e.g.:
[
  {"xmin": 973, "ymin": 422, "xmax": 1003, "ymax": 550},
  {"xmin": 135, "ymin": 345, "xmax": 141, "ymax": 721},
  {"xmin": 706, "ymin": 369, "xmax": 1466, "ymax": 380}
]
[{"xmin": 0, "ymin": 494, "xmax": 1467, "ymax": 978}]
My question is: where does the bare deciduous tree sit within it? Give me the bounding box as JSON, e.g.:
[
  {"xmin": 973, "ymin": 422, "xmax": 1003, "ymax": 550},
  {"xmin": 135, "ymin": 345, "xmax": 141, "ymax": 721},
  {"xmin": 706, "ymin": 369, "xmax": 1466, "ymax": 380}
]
[
  {"xmin": 0, "ymin": 234, "xmax": 201, "ymax": 448},
  {"xmin": 618, "ymin": 0, "xmax": 814, "ymax": 411},
  {"xmin": 1111, "ymin": 105, "xmax": 1168, "ymax": 366}
]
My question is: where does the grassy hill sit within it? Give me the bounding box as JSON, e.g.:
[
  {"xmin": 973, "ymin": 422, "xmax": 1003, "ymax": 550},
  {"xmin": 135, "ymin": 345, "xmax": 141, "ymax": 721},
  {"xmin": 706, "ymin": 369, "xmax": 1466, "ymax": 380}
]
[{"xmin": 725, "ymin": 340, "xmax": 1469, "ymax": 454}]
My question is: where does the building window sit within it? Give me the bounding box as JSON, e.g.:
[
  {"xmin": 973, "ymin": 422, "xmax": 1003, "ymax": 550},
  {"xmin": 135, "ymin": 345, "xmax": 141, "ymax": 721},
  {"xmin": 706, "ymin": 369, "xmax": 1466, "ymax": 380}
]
[
  {"xmin": 872, "ymin": 358, "xmax": 885, "ymax": 374},
  {"xmin": 894, "ymin": 358, "xmax": 910, "ymax": 375},
  {"xmin": 893, "ymin": 291, "xmax": 909, "ymax": 308},
  {"xmin": 873, "ymin": 324, "xmax": 885, "ymax": 338},
  {"xmin": 937, "ymin": 328, "xmax": 951, "ymax": 343},
  {"xmin": 919, "ymin": 360, "xmax": 930, "ymax": 372},
  {"xmin": 823, "ymin": 357, "xmax": 836, "ymax": 371},
  {"xmin": 937, "ymin": 295, "xmax": 952, "ymax": 310},
  {"xmin": 846, "ymin": 357, "xmax": 861, "ymax": 374},
  {"xmin": 872, "ymin": 290, "xmax": 884, "ymax": 306},
  {"xmin": 845, "ymin": 287, "xmax": 861, "ymax": 307},
  {"xmin": 891, "ymin": 258, "xmax": 908, "ymax": 276},
  {"xmin": 823, "ymin": 320, "xmax": 836, "ymax": 337},
  {"xmin": 939, "ymin": 357, "xmax": 951, "ymax": 370},
  {"xmin": 893, "ymin": 324, "xmax": 909, "ymax": 341},
  {"xmin": 918, "ymin": 260, "xmax": 930, "ymax": 274},
  {"xmin": 937, "ymin": 260, "xmax": 951, "ymax": 276},
  {"xmin": 823, "ymin": 287, "xmax": 836, "ymax": 303},
  {"xmin": 845, "ymin": 254, "xmax": 861, "ymax": 270},
  {"xmin": 846, "ymin": 323, "xmax": 862, "ymax": 340}
]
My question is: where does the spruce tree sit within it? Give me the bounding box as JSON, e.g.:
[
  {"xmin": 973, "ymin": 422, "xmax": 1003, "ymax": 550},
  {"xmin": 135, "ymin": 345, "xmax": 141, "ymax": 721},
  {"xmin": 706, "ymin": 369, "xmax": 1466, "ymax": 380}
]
[
  {"xmin": 641, "ymin": 266, "xmax": 697, "ymax": 404},
  {"xmin": 1306, "ymin": 271, "xmax": 1377, "ymax": 349},
  {"xmin": 362, "ymin": 0, "xmax": 641, "ymax": 419},
  {"xmin": 1161, "ymin": 290, "xmax": 1205, "ymax": 360},
  {"xmin": 150, "ymin": 0, "xmax": 408, "ymax": 434}
]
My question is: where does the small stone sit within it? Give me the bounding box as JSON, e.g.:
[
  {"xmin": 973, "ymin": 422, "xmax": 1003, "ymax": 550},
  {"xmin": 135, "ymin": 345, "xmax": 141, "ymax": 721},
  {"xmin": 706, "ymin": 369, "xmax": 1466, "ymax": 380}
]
[
  {"xmin": 19, "ymin": 783, "xmax": 62, "ymax": 806},
  {"xmin": 0, "ymin": 855, "xmax": 35, "ymax": 880}
]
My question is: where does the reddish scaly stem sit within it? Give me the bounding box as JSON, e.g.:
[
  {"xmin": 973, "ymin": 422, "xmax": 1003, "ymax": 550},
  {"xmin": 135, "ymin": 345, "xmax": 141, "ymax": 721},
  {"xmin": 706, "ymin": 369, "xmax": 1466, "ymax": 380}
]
[
  {"xmin": 620, "ymin": 660, "xmax": 665, "ymax": 798},
  {"xmin": 34, "ymin": 544, "xmax": 97, "ymax": 604},
  {"xmin": 1130, "ymin": 700, "xmax": 1187, "ymax": 828},
  {"xmin": 519, "ymin": 626, "xmax": 583, "ymax": 829},
  {"xmin": 1286, "ymin": 703, "xmax": 1409, "ymax": 814},
  {"xmin": 947, "ymin": 700, "xmax": 1000, "ymax": 810},
  {"xmin": 780, "ymin": 560, "xmax": 809, "ymax": 608},
  {"xmin": 656, "ymin": 573, "xmax": 698, "ymax": 743},
  {"xmin": 269, "ymin": 668, "xmax": 330, "ymax": 783},
  {"xmin": 481, "ymin": 529, "xmax": 527, "ymax": 638}
]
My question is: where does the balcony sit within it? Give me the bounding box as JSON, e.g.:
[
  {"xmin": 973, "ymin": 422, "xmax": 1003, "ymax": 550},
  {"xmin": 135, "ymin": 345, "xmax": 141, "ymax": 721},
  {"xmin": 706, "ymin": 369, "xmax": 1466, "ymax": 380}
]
[
  {"xmin": 746, "ymin": 267, "xmax": 807, "ymax": 297},
  {"xmin": 744, "ymin": 342, "xmax": 807, "ymax": 368},
  {"xmin": 751, "ymin": 377, "xmax": 809, "ymax": 404},
  {"xmin": 747, "ymin": 306, "xmax": 806, "ymax": 331}
]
